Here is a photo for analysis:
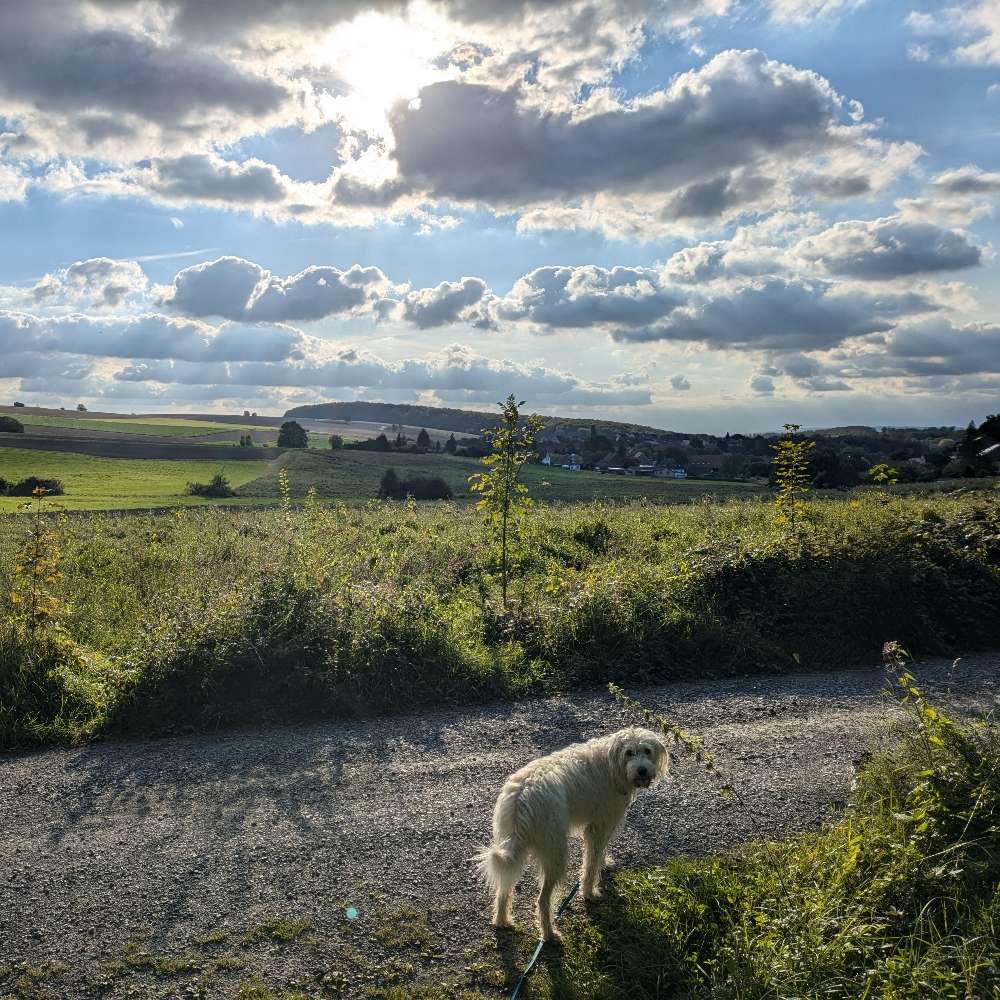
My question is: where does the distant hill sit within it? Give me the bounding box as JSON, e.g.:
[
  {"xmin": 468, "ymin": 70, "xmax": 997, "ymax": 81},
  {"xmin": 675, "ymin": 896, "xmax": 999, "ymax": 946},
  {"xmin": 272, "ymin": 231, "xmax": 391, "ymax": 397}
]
[{"xmin": 282, "ymin": 400, "xmax": 681, "ymax": 441}]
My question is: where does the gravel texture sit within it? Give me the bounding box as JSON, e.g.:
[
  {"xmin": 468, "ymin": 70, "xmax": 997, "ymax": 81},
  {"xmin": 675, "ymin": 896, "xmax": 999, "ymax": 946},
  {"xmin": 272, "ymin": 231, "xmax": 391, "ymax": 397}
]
[{"xmin": 1, "ymin": 654, "xmax": 998, "ymax": 998}]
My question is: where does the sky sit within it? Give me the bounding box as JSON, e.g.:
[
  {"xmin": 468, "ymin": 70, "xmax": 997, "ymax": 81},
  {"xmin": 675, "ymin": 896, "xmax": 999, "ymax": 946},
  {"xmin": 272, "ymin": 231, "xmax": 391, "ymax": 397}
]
[{"xmin": 0, "ymin": 0, "xmax": 998, "ymax": 433}]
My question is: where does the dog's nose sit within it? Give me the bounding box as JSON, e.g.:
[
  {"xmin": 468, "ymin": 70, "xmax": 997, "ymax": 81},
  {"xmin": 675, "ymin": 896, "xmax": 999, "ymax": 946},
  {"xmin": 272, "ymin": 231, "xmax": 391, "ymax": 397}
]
[{"xmin": 637, "ymin": 765, "xmax": 649, "ymax": 779}]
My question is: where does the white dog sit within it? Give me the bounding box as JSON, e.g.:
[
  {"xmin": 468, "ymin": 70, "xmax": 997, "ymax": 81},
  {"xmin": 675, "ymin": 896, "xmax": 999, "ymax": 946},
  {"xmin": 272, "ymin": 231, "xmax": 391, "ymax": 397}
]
[{"xmin": 475, "ymin": 727, "xmax": 669, "ymax": 941}]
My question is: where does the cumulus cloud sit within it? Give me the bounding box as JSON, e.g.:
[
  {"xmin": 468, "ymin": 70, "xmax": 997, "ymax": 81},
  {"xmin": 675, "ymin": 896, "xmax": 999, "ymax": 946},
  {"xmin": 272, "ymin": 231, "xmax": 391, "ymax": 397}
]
[
  {"xmin": 610, "ymin": 277, "xmax": 936, "ymax": 351},
  {"xmin": 907, "ymin": 2, "xmax": 1000, "ymax": 65},
  {"xmin": 497, "ymin": 265, "xmax": 682, "ymax": 329},
  {"xmin": 670, "ymin": 373, "xmax": 691, "ymax": 390},
  {"xmin": 160, "ymin": 256, "xmax": 394, "ymax": 322},
  {"xmin": 30, "ymin": 258, "xmax": 149, "ymax": 308},
  {"xmin": 142, "ymin": 154, "xmax": 294, "ymax": 204},
  {"xmin": 0, "ymin": 3, "xmax": 289, "ymax": 157},
  {"xmin": 383, "ymin": 49, "xmax": 915, "ymax": 233},
  {"xmin": 896, "ymin": 165, "xmax": 1000, "ymax": 227},
  {"xmin": 793, "ymin": 216, "xmax": 983, "ymax": 279},
  {"xmin": 110, "ymin": 341, "xmax": 652, "ymax": 405},
  {"xmin": 0, "ymin": 309, "xmax": 305, "ymax": 364},
  {"xmin": 395, "ymin": 276, "xmax": 495, "ymax": 329}
]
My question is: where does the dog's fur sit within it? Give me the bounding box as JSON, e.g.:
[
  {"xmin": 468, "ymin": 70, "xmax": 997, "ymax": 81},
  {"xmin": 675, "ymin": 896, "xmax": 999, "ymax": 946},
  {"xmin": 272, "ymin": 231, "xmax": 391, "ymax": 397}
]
[{"xmin": 475, "ymin": 727, "xmax": 669, "ymax": 940}]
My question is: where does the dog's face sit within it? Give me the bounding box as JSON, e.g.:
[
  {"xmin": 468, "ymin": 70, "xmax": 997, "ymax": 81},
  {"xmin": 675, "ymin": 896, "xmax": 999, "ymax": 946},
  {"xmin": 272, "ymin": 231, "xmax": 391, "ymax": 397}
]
[{"xmin": 610, "ymin": 727, "xmax": 669, "ymax": 790}]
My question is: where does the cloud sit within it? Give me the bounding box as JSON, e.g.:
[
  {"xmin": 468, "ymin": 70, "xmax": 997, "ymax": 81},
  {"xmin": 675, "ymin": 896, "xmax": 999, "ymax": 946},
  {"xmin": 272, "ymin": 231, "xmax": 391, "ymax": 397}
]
[
  {"xmin": 0, "ymin": 309, "xmax": 305, "ymax": 363},
  {"xmin": 160, "ymin": 256, "xmax": 393, "ymax": 322},
  {"xmin": 384, "ymin": 49, "xmax": 915, "ymax": 232},
  {"xmin": 497, "ymin": 265, "xmax": 682, "ymax": 329},
  {"xmin": 749, "ymin": 372, "xmax": 776, "ymax": 395},
  {"xmin": 109, "ymin": 341, "xmax": 652, "ymax": 405},
  {"xmin": 30, "ymin": 258, "xmax": 149, "ymax": 308},
  {"xmin": 896, "ymin": 165, "xmax": 1000, "ymax": 226},
  {"xmin": 0, "ymin": 3, "xmax": 289, "ymax": 156},
  {"xmin": 907, "ymin": 2, "xmax": 1000, "ymax": 65},
  {"xmin": 794, "ymin": 216, "xmax": 983, "ymax": 279},
  {"xmin": 0, "ymin": 160, "xmax": 29, "ymax": 202},
  {"xmin": 766, "ymin": 0, "xmax": 868, "ymax": 24},
  {"xmin": 609, "ymin": 277, "xmax": 938, "ymax": 351},
  {"xmin": 142, "ymin": 154, "xmax": 293, "ymax": 204},
  {"xmin": 670, "ymin": 373, "xmax": 691, "ymax": 390},
  {"xmin": 396, "ymin": 276, "xmax": 495, "ymax": 328}
]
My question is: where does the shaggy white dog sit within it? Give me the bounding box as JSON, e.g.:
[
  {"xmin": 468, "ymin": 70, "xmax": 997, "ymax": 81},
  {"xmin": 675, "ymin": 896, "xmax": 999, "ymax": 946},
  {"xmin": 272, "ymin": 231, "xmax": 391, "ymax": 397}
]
[{"xmin": 476, "ymin": 727, "xmax": 669, "ymax": 941}]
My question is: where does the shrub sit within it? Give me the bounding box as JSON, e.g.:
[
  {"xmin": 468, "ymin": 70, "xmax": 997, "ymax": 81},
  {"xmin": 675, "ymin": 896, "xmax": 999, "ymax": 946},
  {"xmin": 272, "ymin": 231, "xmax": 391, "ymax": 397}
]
[
  {"xmin": 379, "ymin": 469, "xmax": 453, "ymax": 501},
  {"xmin": 550, "ymin": 673, "xmax": 1000, "ymax": 998},
  {"xmin": 0, "ymin": 415, "xmax": 24, "ymax": 433},
  {"xmin": 5, "ymin": 476, "xmax": 64, "ymax": 496},
  {"xmin": 277, "ymin": 420, "xmax": 308, "ymax": 448},
  {"xmin": 186, "ymin": 473, "xmax": 236, "ymax": 498}
]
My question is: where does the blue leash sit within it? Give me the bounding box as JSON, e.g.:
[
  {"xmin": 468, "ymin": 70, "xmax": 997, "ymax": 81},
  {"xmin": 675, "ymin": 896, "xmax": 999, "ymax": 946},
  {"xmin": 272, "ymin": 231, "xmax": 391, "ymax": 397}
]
[{"xmin": 509, "ymin": 881, "xmax": 580, "ymax": 1000}]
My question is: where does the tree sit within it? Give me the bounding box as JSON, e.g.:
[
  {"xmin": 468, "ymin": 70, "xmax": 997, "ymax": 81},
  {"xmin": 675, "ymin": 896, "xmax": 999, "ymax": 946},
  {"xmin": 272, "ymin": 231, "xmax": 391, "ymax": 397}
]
[
  {"xmin": 0, "ymin": 415, "xmax": 24, "ymax": 433},
  {"xmin": 12, "ymin": 401, "xmax": 24, "ymax": 407},
  {"xmin": 445, "ymin": 433, "xmax": 457, "ymax": 454},
  {"xmin": 372, "ymin": 433, "xmax": 390, "ymax": 452},
  {"xmin": 379, "ymin": 468, "xmax": 401, "ymax": 498},
  {"xmin": 329, "ymin": 434, "xmax": 344, "ymax": 450},
  {"xmin": 76, "ymin": 403, "xmax": 87, "ymax": 412},
  {"xmin": 239, "ymin": 434, "xmax": 253, "ymax": 447},
  {"xmin": 416, "ymin": 428, "xmax": 431, "ymax": 450},
  {"xmin": 277, "ymin": 420, "xmax": 308, "ymax": 448},
  {"xmin": 243, "ymin": 410, "xmax": 251, "ymax": 417},
  {"xmin": 771, "ymin": 423, "xmax": 815, "ymax": 531},
  {"xmin": 469, "ymin": 394, "xmax": 542, "ymax": 608}
]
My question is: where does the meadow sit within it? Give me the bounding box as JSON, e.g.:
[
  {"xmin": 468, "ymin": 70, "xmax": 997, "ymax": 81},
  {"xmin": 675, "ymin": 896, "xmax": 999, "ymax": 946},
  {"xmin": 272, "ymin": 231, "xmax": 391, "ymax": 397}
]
[
  {"xmin": 0, "ymin": 448, "xmax": 270, "ymax": 511},
  {"xmin": 1, "ymin": 486, "xmax": 997, "ymax": 749},
  {"xmin": 0, "ymin": 445, "xmax": 764, "ymax": 511},
  {"xmin": 5, "ymin": 412, "xmax": 270, "ymax": 437}
]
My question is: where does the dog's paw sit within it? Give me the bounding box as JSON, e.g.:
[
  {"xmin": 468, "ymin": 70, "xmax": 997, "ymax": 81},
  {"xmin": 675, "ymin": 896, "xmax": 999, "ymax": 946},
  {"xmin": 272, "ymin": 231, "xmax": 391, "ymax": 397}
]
[
  {"xmin": 582, "ymin": 888, "xmax": 603, "ymax": 903},
  {"xmin": 543, "ymin": 929, "xmax": 564, "ymax": 945}
]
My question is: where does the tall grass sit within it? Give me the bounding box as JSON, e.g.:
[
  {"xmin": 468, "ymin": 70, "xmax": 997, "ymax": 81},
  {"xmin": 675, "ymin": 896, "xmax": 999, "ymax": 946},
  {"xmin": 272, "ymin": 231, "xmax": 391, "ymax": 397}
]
[
  {"xmin": 0, "ymin": 490, "xmax": 998, "ymax": 748},
  {"xmin": 540, "ymin": 661, "xmax": 1000, "ymax": 999}
]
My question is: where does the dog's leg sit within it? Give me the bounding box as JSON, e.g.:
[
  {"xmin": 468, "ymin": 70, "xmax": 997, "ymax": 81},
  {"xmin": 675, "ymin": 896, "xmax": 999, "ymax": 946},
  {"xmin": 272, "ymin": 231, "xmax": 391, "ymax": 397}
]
[
  {"xmin": 581, "ymin": 823, "xmax": 613, "ymax": 901},
  {"xmin": 536, "ymin": 843, "xmax": 568, "ymax": 942}
]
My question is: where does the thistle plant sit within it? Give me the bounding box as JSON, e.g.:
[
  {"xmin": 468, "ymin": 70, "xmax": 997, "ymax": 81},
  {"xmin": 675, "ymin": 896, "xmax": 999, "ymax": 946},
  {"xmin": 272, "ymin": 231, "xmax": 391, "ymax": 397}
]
[{"xmin": 469, "ymin": 394, "xmax": 543, "ymax": 608}]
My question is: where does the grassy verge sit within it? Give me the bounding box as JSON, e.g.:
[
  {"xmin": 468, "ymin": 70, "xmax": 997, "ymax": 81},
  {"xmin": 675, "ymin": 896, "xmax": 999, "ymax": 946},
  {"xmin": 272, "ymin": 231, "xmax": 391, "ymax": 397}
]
[
  {"xmin": 0, "ymin": 448, "xmax": 271, "ymax": 511},
  {"xmin": 535, "ymin": 670, "xmax": 1000, "ymax": 999},
  {"xmin": 0, "ymin": 489, "xmax": 998, "ymax": 749}
]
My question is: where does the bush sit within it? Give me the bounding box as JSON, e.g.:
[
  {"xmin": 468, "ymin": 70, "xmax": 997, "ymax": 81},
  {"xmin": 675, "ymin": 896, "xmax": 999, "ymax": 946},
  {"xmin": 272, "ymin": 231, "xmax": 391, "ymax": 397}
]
[
  {"xmin": 379, "ymin": 469, "xmax": 453, "ymax": 500},
  {"xmin": 5, "ymin": 476, "xmax": 64, "ymax": 496},
  {"xmin": 0, "ymin": 415, "xmax": 24, "ymax": 433},
  {"xmin": 550, "ymin": 678, "xmax": 1000, "ymax": 998},
  {"xmin": 186, "ymin": 473, "xmax": 236, "ymax": 498}
]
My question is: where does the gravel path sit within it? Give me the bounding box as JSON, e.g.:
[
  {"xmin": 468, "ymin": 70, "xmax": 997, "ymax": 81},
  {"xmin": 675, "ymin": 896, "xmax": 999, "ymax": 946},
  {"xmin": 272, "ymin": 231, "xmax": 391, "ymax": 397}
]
[{"xmin": 1, "ymin": 655, "xmax": 997, "ymax": 999}]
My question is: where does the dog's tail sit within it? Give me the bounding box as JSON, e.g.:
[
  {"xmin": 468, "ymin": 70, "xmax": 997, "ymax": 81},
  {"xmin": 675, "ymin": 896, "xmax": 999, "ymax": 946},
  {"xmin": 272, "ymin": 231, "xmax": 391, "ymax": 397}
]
[{"xmin": 474, "ymin": 840, "xmax": 524, "ymax": 894}]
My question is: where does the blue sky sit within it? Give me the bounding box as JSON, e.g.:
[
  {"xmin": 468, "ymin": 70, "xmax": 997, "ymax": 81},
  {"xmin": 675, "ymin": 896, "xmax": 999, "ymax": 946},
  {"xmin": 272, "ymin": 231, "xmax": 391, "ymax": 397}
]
[{"xmin": 0, "ymin": 0, "xmax": 998, "ymax": 433}]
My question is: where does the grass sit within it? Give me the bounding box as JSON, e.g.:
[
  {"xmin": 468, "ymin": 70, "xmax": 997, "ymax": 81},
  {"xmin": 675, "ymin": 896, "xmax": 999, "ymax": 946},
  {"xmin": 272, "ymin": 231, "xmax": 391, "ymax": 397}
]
[
  {"xmin": 236, "ymin": 448, "xmax": 766, "ymax": 505},
  {"xmin": 0, "ymin": 445, "xmax": 763, "ymax": 512},
  {"xmin": 533, "ymin": 672, "xmax": 1000, "ymax": 999},
  {"xmin": 0, "ymin": 448, "xmax": 270, "ymax": 511},
  {"xmin": 0, "ymin": 487, "xmax": 997, "ymax": 749},
  {"xmin": 9, "ymin": 413, "xmax": 266, "ymax": 437}
]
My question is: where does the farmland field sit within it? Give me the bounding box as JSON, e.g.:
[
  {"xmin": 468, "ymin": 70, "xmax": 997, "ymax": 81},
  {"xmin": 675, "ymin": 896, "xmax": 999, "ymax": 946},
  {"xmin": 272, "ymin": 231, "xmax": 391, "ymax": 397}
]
[
  {"xmin": 0, "ymin": 447, "xmax": 270, "ymax": 511},
  {"xmin": 8, "ymin": 412, "xmax": 269, "ymax": 437},
  {"xmin": 0, "ymin": 444, "xmax": 768, "ymax": 511},
  {"xmin": 236, "ymin": 447, "xmax": 768, "ymax": 504}
]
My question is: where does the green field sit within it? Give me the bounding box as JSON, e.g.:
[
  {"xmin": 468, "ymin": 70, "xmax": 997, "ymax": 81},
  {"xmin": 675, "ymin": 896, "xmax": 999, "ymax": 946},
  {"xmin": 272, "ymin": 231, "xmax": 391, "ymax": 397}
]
[
  {"xmin": 238, "ymin": 448, "xmax": 768, "ymax": 504},
  {"xmin": 9, "ymin": 413, "xmax": 267, "ymax": 437},
  {"xmin": 0, "ymin": 445, "xmax": 767, "ymax": 511},
  {"xmin": 0, "ymin": 448, "xmax": 270, "ymax": 511}
]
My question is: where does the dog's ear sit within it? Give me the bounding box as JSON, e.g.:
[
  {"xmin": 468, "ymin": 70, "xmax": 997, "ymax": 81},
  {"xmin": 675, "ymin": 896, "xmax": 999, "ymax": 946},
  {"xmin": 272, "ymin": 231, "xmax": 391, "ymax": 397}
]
[
  {"xmin": 652, "ymin": 734, "xmax": 671, "ymax": 781},
  {"xmin": 607, "ymin": 730, "xmax": 631, "ymax": 783}
]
